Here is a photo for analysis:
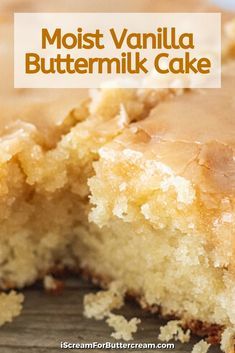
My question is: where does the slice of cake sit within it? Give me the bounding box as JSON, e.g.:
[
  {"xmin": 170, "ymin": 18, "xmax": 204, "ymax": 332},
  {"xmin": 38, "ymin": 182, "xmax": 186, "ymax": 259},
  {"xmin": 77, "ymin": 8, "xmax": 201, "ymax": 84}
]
[{"xmin": 74, "ymin": 62, "xmax": 235, "ymax": 348}]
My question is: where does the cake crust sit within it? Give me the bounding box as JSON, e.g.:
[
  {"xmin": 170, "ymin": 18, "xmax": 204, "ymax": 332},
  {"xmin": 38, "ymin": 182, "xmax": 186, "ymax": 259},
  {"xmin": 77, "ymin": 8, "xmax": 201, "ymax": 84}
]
[{"xmin": 80, "ymin": 267, "xmax": 225, "ymax": 344}]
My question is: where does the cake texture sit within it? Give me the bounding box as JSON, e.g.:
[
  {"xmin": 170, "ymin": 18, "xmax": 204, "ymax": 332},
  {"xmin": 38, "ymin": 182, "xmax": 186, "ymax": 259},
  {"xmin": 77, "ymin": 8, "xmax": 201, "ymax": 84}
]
[
  {"xmin": 0, "ymin": 0, "xmax": 234, "ymax": 351},
  {"xmin": 0, "ymin": 66, "xmax": 234, "ymax": 348},
  {"xmin": 74, "ymin": 63, "xmax": 235, "ymax": 346}
]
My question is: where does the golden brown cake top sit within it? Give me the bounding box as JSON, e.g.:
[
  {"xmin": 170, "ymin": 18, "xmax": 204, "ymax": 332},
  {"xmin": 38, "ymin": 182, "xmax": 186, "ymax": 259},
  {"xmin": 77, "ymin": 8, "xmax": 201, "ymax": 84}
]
[
  {"xmin": 0, "ymin": 14, "xmax": 88, "ymax": 147},
  {"xmin": 138, "ymin": 65, "xmax": 235, "ymax": 147},
  {"xmin": 112, "ymin": 63, "xmax": 235, "ymax": 196}
]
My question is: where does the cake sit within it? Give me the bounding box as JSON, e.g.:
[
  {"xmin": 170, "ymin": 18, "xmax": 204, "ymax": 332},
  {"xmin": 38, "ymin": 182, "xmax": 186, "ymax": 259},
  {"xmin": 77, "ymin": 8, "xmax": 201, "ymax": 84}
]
[
  {"xmin": 76, "ymin": 62, "xmax": 235, "ymax": 347},
  {"xmin": 0, "ymin": 0, "xmax": 234, "ymax": 351}
]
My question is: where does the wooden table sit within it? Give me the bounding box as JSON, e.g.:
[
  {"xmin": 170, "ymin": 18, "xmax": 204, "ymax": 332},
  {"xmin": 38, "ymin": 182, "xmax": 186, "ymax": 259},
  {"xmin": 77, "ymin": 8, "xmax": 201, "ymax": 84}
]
[{"xmin": 0, "ymin": 276, "xmax": 222, "ymax": 353}]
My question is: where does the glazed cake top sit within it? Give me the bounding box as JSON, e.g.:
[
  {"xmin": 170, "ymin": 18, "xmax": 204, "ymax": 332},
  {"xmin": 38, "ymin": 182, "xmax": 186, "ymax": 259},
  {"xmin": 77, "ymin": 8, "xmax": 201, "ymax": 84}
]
[
  {"xmin": 111, "ymin": 63, "xmax": 235, "ymax": 195},
  {"xmin": 139, "ymin": 65, "xmax": 235, "ymax": 146},
  {"xmin": 0, "ymin": 15, "xmax": 88, "ymax": 147}
]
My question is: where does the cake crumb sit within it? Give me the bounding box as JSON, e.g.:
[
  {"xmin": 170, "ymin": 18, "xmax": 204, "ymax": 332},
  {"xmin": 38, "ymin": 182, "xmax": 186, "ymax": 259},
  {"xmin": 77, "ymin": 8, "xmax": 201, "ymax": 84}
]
[
  {"xmin": 43, "ymin": 275, "xmax": 64, "ymax": 294},
  {"xmin": 191, "ymin": 340, "xmax": 211, "ymax": 353},
  {"xmin": 106, "ymin": 313, "xmax": 141, "ymax": 341},
  {"xmin": 221, "ymin": 327, "xmax": 235, "ymax": 353},
  {"xmin": 83, "ymin": 281, "xmax": 125, "ymax": 320},
  {"xmin": 158, "ymin": 320, "xmax": 190, "ymax": 343},
  {"xmin": 0, "ymin": 291, "xmax": 24, "ymax": 326}
]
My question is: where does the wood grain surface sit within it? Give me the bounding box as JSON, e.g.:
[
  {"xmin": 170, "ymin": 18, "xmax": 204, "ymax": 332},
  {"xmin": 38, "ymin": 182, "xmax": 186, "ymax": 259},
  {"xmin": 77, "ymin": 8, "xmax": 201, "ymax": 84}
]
[{"xmin": 0, "ymin": 276, "xmax": 222, "ymax": 353}]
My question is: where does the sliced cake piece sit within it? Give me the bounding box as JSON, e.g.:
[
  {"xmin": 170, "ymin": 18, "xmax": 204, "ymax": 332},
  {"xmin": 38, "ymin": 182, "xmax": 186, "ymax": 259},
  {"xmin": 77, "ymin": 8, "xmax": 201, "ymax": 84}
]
[{"xmin": 74, "ymin": 63, "xmax": 235, "ymax": 344}]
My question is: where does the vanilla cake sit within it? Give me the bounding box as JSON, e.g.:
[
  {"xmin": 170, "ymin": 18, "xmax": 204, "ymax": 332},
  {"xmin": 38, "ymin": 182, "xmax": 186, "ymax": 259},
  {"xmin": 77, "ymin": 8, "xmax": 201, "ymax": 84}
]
[
  {"xmin": 0, "ymin": 64, "xmax": 233, "ymax": 348},
  {"xmin": 0, "ymin": 0, "xmax": 234, "ymax": 350},
  {"xmin": 74, "ymin": 63, "xmax": 235, "ymax": 344}
]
